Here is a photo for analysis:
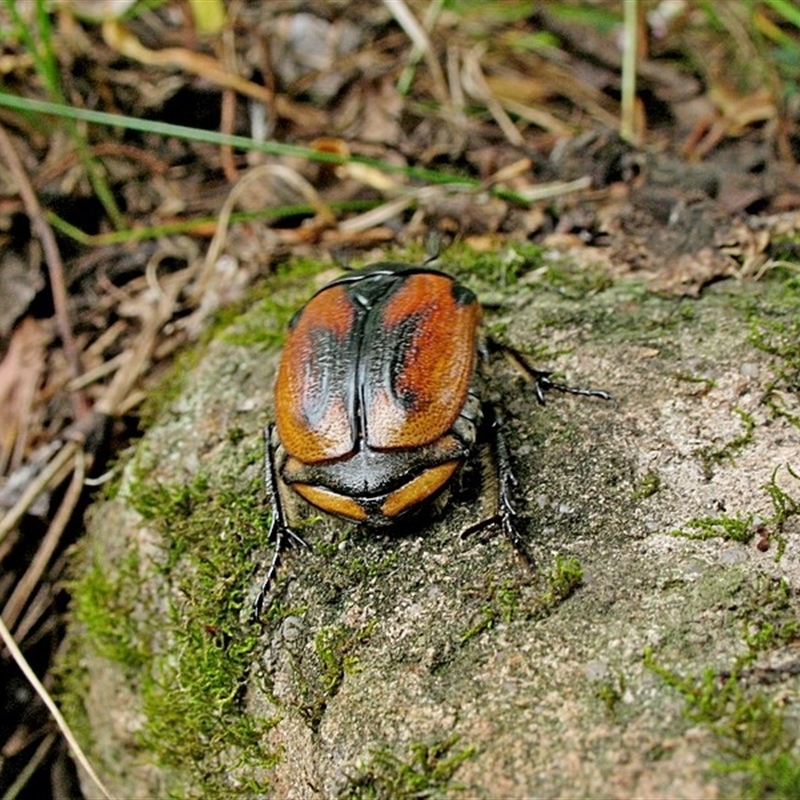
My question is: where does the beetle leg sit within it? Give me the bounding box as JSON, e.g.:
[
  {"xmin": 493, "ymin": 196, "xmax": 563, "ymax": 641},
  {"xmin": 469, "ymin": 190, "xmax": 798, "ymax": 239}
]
[
  {"xmin": 462, "ymin": 405, "xmax": 535, "ymax": 567},
  {"xmin": 491, "ymin": 340, "xmax": 614, "ymax": 404},
  {"xmin": 254, "ymin": 424, "xmax": 309, "ymax": 618},
  {"xmin": 529, "ymin": 369, "xmax": 614, "ymax": 404},
  {"xmin": 488, "ymin": 404, "xmax": 535, "ymax": 566}
]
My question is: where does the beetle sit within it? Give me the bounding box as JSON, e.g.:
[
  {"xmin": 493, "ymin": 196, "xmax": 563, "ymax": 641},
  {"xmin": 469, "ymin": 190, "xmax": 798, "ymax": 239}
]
[{"xmin": 256, "ymin": 260, "xmax": 611, "ymax": 614}]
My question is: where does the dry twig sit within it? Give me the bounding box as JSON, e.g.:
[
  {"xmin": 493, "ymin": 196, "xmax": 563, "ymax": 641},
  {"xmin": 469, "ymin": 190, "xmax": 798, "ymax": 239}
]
[{"xmin": 0, "ymin": 123, "xmax": 86, "ymax": 420}]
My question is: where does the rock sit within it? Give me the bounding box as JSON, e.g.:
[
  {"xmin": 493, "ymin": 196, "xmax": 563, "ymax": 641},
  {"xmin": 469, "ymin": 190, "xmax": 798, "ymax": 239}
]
[{"xmin": 63, "ymin": 254, "xmax": 800, "ymax": 799}]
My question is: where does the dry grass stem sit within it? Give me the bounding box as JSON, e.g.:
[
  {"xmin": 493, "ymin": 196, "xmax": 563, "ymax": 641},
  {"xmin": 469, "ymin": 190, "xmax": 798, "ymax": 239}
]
[
  {"xmin": 2, "ymin": 450, "xmax": 86, "ymax": 631},
  {"xmin": 461, "ymin": 46, "xmax": 524, "ymax": 146},
  {"xmin": 101, "ymin": 19, "xmax": 274, "ymax": 106},
  {"xmin": 0, "ymin": 442, "xmax": 80, "ymax": 546},
  {"xmin": 1, "ymin": 732, "xmax": 56, "ymax": 800},
  {"xmin": 0, "ymin": 123, "xmax": 86, "ymax": 419},
  {"xmin": 0, "ymin": 614, "xmax": 116, "ymax": 800},
  {"xmin": 383, "ymin": 0, "xmax": 449, "ymax": 103}
]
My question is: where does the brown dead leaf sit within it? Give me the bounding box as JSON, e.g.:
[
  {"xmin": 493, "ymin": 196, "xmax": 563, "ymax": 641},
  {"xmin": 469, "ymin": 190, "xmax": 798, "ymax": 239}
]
[
  {"xmin": 101, "ymin": 20, "xmax": 273, "ymax": 105},
  {"xmin": 0, "ymin": 252, "xmax": 44, "ymax": 341},
  {"xmin": 0, "ymin": 317, "xmax": 49, "ymax": 473},
  {"xmin": 100, "ymin": 19, "xmax": 325, "ymax": 128},
  {"xmin": 682, "ymin": 87, "xmax": 777, "ymax": 161},
  {"xmin": 652, "ymin": 246, "xmax": 737, "ymax": 296}
]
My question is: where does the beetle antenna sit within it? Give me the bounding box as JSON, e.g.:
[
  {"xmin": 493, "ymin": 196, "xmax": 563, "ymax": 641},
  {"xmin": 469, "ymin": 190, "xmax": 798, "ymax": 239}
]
[{"xmin": 423, "ymin": 231, "xmax": 443, "ymax": 263}]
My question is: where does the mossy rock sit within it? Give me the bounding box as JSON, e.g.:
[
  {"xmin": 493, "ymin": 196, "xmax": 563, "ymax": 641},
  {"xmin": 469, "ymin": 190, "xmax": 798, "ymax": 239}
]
[{"xmin": 62, "ymin": 250, "xmax": 800, "ymax": 798}]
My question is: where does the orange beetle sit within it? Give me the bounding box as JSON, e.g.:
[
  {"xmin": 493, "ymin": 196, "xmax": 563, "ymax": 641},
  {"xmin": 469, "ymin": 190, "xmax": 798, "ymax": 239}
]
[{"xmin": 257, "ymin": 261, "xmax": 610, "ymax": 612}]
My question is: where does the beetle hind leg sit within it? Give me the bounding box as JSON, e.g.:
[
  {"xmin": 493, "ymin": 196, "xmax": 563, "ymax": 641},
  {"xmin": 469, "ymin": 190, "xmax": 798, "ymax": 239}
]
[
  {"xmin": 530, "ymin": 369, "xmax": 614, "ymax": 404},
  {"xmin": 491, "ymin": 340, "xmax": 614, "ymax": 404},
  {"xmin": 489, "ymin": 405, "xmax": 535, "ymax": 566},
  {"xmin": 462, "ymin": 405, "xmax": 535, "ymax": 567},
  {"xmin": 254, "ymin": 424, "xmax": 309, "ymax": 619}
]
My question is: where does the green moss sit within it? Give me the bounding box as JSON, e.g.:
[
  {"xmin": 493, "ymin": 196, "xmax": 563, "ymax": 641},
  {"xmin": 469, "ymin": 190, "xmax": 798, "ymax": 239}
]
[
  {"xmin": 542, "ymin": 553, "xmax": 584, "ymax": 604},
  {"xmin": 672, "ymin": 513, "xmax": 755, "ymax": 543},
  {"xmin": 672, "ymin": 464, "xmax": 799, "ymax": 553},
  {"xmin": 227, "ymin": 425, "xmax": 246, "ymax": 445},
  {"xmin": 633, "ymin": 470, "xmax": 661, "ymax": 499},
  {"xmin": 763, "ymin": 464, "xmax": 800, "ymax": 525},
  {"xmin": 70, "ymin": 545, "xmax": 149, "ymax": 669},
  {"xmin": 291, "ymin": 621, "xmax": 376, "ymax": 732},
  {"xmin": 70, "ymin": 453, "xmax": 281, "ymax": 796},
  {"xmin": 128, "ymin": 465, "xmax": 207, "ymax": 518},
  {"xmin": 460, "ymin": 578, "xmax": 522, "ymax": 642},
  {"xmin": 645, "ymin": 574, "xmax": 800, "ymax": 798},
  {"xmin": 448, "ymin": 242, "xmax": 543, "ymax": 286},
  {"xmin": 744, "ymin": 276, "xmax": 800, "ymax": 430},
  {"xmin": 438, "ymin": 241, "xmax": 615, "ymax": 302},
  {"xmin": 341, "ymin": 735, "xmax": 476, "ymax": 799},
  {"xmin": 746, "ymin": 280, "xmax": 800, "ymax": 374},
  {"xmin": 672, "ymin": 371, "xmax": 716, "ymax": 391},
  {"xmin": 695, "ymin": 408, "xmax": 756, "ymax": 478},
  {"xmin": 139, "ymin": 622, "xmax": 279, "ymax": 788},
  {"xmin": 594, "ymin": 673, "xmax": 627, "ymax": 717},
  {"xmin": 219, "ymin": 294, "xmax": 295, "ymax": 350},
  {"xmin": 739, "ymin": 577, "xmax": 800, "ymax": 667},
  {"xmin": 645, "ymin": 649, "xmax": 800, "ymax": 799},
  {"xmin": 461, "ymin": 554, "xmax": 584, "ymax": 642},
  {"xmin": 316, "ymin": 622, "xmax": 375, "ymax": 692},
  {"xmin": 761, "ymin": 464, "xmax": 800, "ymax": 559}
]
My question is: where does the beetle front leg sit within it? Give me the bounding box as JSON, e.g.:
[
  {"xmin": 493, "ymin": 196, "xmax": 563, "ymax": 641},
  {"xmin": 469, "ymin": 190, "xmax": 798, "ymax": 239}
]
[{"xmin": 254, "ymin": 423, "xmax": 309, "ymax": 618}]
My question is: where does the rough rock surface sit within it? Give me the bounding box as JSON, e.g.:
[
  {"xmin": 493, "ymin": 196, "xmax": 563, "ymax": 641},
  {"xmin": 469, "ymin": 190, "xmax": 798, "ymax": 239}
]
[{"xmin": 66, "ymin": 256, "xmax": 800, "ymax": 799}]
